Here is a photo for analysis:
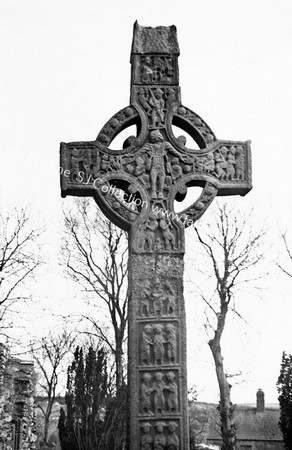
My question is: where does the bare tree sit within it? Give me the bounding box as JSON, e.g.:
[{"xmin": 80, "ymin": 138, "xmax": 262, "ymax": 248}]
[
  {"xmin": 277, "ymin": 231, "xmax": 292, "ymax": 278},
  {"xmin": 29, "ymin": 330, "xmax": 76, "ymax": 445},
  {"xmin": 190, "ymin": 201, "xmax": 266, "ymax": 450},
  {"xmin": 61, "ymin": 198, "xmax": 128, "ymax": 390},
  {"xmin": 0, "ymin": 207, "xmax": 43, "ymax": 336}
]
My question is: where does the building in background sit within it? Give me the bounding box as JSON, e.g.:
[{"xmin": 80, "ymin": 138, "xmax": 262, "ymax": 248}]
[{"xmin": 189, "ymin": 389, "xmax": 284, "ymax": 450}]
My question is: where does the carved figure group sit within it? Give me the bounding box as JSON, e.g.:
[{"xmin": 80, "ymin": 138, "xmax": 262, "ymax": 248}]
[
  {"xmin": 139, "ymin": 280, "xmax": 177, "ymax": 318},
  {"xmin": 140, "ymin": 323, "xmax": 177, "ymax": 366},
  {"xmin": 70, "ymin": 147, "xmax": 100, "ymax": 181},
  {"xmin": 193, "ymin": 145, "xmax": 245, "ymax": 181},
  {"xmin": 140, "ymin": 420, "xmax": 180, "ymax": 450},
  {"xmin": 101, "ymin": 154, "xmax": 122, "ymax": 172},
  {"xmin": 137, "ymin": 208, "xmax": 179, "ymax": 253},
  {"xmin": 141, "ymin": 55, "xmax": 175, "ymax": 84},
  {"xmin": 140, "ymin": 372, "xmax": 179, "ymax": 415}
]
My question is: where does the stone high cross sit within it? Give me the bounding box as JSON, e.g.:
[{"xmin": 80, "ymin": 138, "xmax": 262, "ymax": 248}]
[{"xmin": 60, "ymin": 22, "xmax": 252, "ymax": 450}]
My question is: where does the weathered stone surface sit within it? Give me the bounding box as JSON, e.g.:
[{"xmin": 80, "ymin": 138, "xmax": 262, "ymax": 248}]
[
  {"xmin": 0, "ymin": 344, "xmax": 36, "ymax": 450},
  {"xmin": 60, "ymin": 22, "xmax": 252, "ymax": 449}
]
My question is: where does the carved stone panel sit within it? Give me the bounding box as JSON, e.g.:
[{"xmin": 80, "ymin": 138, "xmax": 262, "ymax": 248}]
[
  {"xmin": 137, "ymin": 278, "xmax": 179, "ymax": 318},
  {"xmin": 139, "ymin": 322, "xmax": 179, "ymax": 367},
  {"xmin": 140, "ymin": 370, "xmax": 180, "ymax": 416},
  {"xmin": 139, "ymin": 419, "xmax": 180, "ymax": 450}
]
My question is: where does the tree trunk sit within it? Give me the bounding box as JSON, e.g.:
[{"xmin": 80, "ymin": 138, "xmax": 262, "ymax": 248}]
[
  {"xmin": 209, "ymin": 331, "xmax": 236, "ymax": 450},
  {"xmin": 115, "ymin": 337, "xmax": 124, "ymax": 390}
]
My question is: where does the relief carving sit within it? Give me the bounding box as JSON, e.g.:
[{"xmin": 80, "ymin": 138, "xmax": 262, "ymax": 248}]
[
  {"xmin": 141, "ymin": 55, "xmax": 175, "ymax": 84},
  {"xmin": 193, "ymin": 145, "xmax": 246, "ymax": 182},
  {"xmin": 140, "ymin": 420, "xmax": 180, "ymax": 450},
  {"xmin": 154, "ymin": 421, "xmax": 166, "ymax": 449},
  {"xmin": 139, "ymin": 323, "xmax": 178, "ymax": 366},
  {"xmin": 140, "ymin": 325, "xmax": 153, "ymax": 366},
  {"xmin": 136, "ymin": 88, "xmax": 179, "ymax": 129},
  {"xmin": 176, "ymin": 106, "xmax": 215, "ymax": 144},
  {"xmin": 137, "ymin": 210, "xmax": 180, "ymax": 254},
  {"xmin": 96, "ymin": 106, "xmax": 136, "ymax": 147},
  {"xmin": 149, "ymin": 89, "xmax": 165, "ymax": 128},
  {"xmin": 153, "ymin": 372, "xmax": 165, "ymax": 414},
  {"xmin": 141, "ymin": 422, "xmax": 153, "ymax": 450},
  {"xmin": 140, "ymin": 370, "xmax": 180, "ymax": 416},
  {"xmin": 166, "ymin": 421, "xmax": 180, "ymax": 449},
  {"xmin": 141, "ymin": 130, "xmax": 189, "ymax": 199},
  {"xmin": 70, "ymin": 147, "xmax": 100, "ymax": 182},
  {"xmin": 138, "ymin": 279, "xmax": 178, "ymax": 318}
]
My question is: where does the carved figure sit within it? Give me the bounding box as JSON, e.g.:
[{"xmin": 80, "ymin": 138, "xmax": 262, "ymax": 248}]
[
  {"xmin": 142, "ymin": 57, "xmax": 154, "ymax": 83},
  {"xmin": 164, "ymin": 57, "xmax": 174, "ymax": 80},
  {"xmin": 153, "ymin": 325, "xmax": 165, "ymax": 365},
  {"xmin": 101, "ymin": 154, "xmax": 111, "ymax": 171},
  {"xmin": 109, "ymin": 155, "xmax": 122, "ymax": 171},
  {"xmin": 143, "ymin": 130, "xmax": 188, "ymax": 199},
  {"xmin": 141, "ymin": 422, "xmax": 153, "ymax": 450},
  {"xmin": 144, "ymin": 211, "xmax": 159, "ymax": 251},
  {"xmin": 151, "ymin": 281, "xmax": 164, "ymax": 316},
  {"xmin": 166, "ymin": 422, "xmax": 179, "ymax": 449},
  {"xmin": 82, "ymin": 148, "xmax": 93, "ymax": 179},
  {"xmin": 138, "ymin": 87, "xmax": 152, "ymax": 115},
  {"xmin": 140, "ymin": 288, "xmax": 151, "ymax": 316},
  {"xmin": 155, "ymin": 237, "xmax": 165, "ymax": 252},
  {"xmin": 149, "ymin": 88, "xmax": 165, "ymax": 128},
  {"xmin": 164, "ymin": 286, "xmax": 176, "ymax": 315},
  {"xmin": 153, "ymin": 56, "xmax": 165, "ymax": 82},
  {"xmin": 71, "ymin": 148, "xmax": 83, "ymax": 180},
  {"xmin": 154, "ymin": 421, "xmax": 167, "ymax": 449},
  {"xmin": 170, "ymin": 157, "xmax": 182, "ymax": 181},
  {"xmin": 226, "ymin": 146, "xmax": 236, "ymax": 180},
  {"xmin": 204, "ymin": 153, "xmax": 215, "ymax": 173},
  {"xmin": 166, "ymin": 87, "xmax": 176, "ymax": 107},
  {"xmin": 235, "ymin": 146, "xmax": 245, "ymax": 180},
  {"xmin": 153, "ymin": 373, "xmax": 166, "ymax": 414},
  {"xmin": 140, "ymin": 325, "xmax": 153, "ymax": 365},
  {"xmin": 165, "ymin": 372, "xmax": 178, "ymax": 413},
  {"xmin": 140, "ymin": 373, "xmax": 153, "ymax": 414},
  {"xmin": 135, "ymin": 156, "xmax": 150, "ymax": 187},
  {"xmin": 214, "ymin": 147, "xmax": 228, "ymax": 179},
  {"xmin": 165, "ymin": 324, "xmax": 177, "ymax": 364},
  {"xmin": 159, "ymin": 216, "xmax": 177, "ymax": 251}
]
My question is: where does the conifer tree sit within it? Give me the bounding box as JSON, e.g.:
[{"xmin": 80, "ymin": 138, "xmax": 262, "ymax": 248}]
[
  {"xmin": 277, "ymin": 351, "xmax": 292, "ymax": 449},
  {"xmin": 59, "ymin": 346, "xmax": 107, "ymax": 450}
]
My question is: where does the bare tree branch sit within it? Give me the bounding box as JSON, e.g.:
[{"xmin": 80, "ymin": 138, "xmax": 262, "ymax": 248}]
[
  {"xmin": 189, "ymin": 200, "xmax": 266, "ymax": 450},
  {"xmin": 60, "ymin": 198, "xmax": 128, "ymax": 390}
]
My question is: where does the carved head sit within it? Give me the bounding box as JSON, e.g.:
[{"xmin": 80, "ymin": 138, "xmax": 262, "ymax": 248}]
[
  {"xmin": 177, "ymin": 135, "xmax": 187, "ymax": 146},
  {"xmin": 154, "ymin": 88, "xmax": 164, "ymax": 99},
  {"xmin": 154, "ymin": 372, "xmax": 164, "ymax": 381},
  {"xmin": 168, "ymin": 421, "xmax": 178, "ymax": 433},
  {"xmin": 155, "ymin": 421, "xmax": 166, "ymax": 432},
  {"xmin": 135, "ymin": 156, "xmax": 144, "ymax": 165},
  {"xmin": 142, "ymin": 372, "xmax": 152, "ymax": 383},
  {"xmin": 149, "ymin": 130, "xmax": 163, "ymax": 143},
  {"xmin": 141, "ymin": 422, "xmax": 152, "ymax": 433},
  {"xmin": 154, "ymin": 324, "xmax": 164, "ymax": 334},
  {"xmin": 143, "ymin": 324, "xmax": 152, "ymax": 334},
  {"xmin": 165, "ymin": 323, "xmax": 175, "ymax": 334},
  {"xmin": 166, "ymin": 371, "xmax": 175, "ymax": 382}
]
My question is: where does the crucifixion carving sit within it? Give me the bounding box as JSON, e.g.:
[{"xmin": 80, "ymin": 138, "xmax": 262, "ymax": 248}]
[{"xmin": 60, "ymin": 21, "xmax": 252, "ymax": 449}]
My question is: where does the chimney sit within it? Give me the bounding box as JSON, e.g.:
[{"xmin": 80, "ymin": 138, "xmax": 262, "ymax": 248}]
[{"xmin": 256, "ymin": 388, "xmax": 265, "ymax": 412}]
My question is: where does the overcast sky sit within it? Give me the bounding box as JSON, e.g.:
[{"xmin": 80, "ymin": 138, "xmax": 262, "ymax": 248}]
[{"xmin": 1, "ymin": 0, "xmax": 292, "ymax": 405}]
